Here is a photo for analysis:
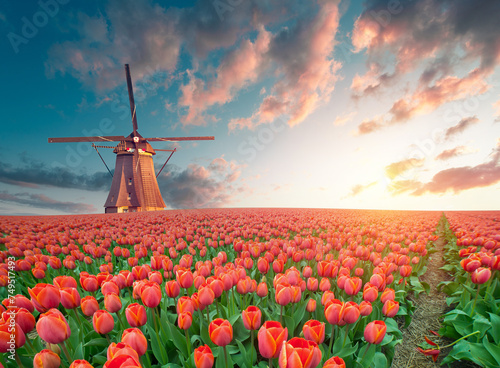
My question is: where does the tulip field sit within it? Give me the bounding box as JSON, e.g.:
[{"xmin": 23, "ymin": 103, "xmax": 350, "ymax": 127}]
[{"xmin": 0, "ymin": 208, "xmax": 498, "ymax": 368}]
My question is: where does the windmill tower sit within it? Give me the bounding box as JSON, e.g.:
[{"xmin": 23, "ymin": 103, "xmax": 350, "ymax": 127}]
[{"xmin": 49, "ymin": 64, "xmax": 214, "ymax": 213}]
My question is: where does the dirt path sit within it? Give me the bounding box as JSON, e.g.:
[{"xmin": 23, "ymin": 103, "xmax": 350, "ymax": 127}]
[{"xmin": 391, "ymin": 217, "xmax": 453, "ymax": 368}]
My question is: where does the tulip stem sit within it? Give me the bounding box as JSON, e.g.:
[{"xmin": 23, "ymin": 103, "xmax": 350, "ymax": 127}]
[
  {"xmin": 269, "ymin": 357, "xmax": 273, "ymax": 368},
  {"xmin": 441, "ymin": 331, "xmax": 480, "ymax": 349},
  {"xmin": 25, "ymin": 337, "xmax": 36, "ymax": 355},
  {"xmin": 116, "ymin": 310, "xmax": 126, "ymax": 330},
  {"xmin": 328, "ymin": 325, "xmax": 334, "ymax": 354},
  {"xmin": 105, "ymin": 334, "xmax": 112, "ymax": 344},
  {"xmin": 185, "ymin": 328, "xmax": 191, "ymax": 359},
  {"xmin": 72, "ymin": 308, "xmax": 82, "ymax": 325},
  {"xmin": 361, "ymin": 342, "xmax": 371, "ymax": 362},
  {"xmin": 15, "ymin": 351, "xmax": 25, "ymax": 368},
  {"xmin": 60, "ymin": 340, "xmax": 72, "ymax": 363},
  {"xmin": 470, "ymin": 285, "xmax": 480, "ymax": 316},
  {"xmin": 223, "ymin": 345, "xmax": 229, "ymax": 368},
  {"xmin": 215, "ymin": 299, "xmax": 221, "ymax": 318},
  {"xmin": 250, "ymin": 330, "xmax": 255, "ymax": 368},
  {"xmin": 206, "ymin": 307, "xmax": 211, "ymax": 324},
  {"xmin": 343, "ymin": 325, "xmax": 350, "ymax": 348},
  {"xmin": 280, "ymin": 305, "xmax": 283, "ymax": 325}
]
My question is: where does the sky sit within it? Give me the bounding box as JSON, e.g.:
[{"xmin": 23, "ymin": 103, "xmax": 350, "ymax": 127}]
[{"xmin": 0, "ymin": 0, "xmax": 499, "ymax": 216}]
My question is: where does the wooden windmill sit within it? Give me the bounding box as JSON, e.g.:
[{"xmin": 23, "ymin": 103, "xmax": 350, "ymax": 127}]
[{"xmin": 48, "ymin": 64, "xmax": 214, "ymax": 213}]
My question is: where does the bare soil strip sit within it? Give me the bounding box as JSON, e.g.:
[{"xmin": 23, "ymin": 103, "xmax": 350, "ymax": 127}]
[{"xmin": 392, "ymin": 219, "xmax": 453, "ymax": 368}]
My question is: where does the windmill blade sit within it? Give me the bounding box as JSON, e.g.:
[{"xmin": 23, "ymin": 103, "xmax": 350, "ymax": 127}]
[
  {"xmin": 48, "ymin": 136, "xmax": 126, "ymax": 143},
  {"xmin": 125, "ymin": 64, "xmax": 138, "ymax": 135},
  {"xmin": 144, "ymin": 136, "xmax": 215, "ymax": 142}
]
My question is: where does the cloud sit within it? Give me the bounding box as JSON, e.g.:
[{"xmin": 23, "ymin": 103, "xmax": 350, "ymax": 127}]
[
  {"xmin": 346, "ymin": 181, "xmax": 377, "ymax": 197},
  {"xmin": 229, "ymin": 0, "xmax": 342, "ymax": 130},
  {"xmin": 179, "ymin": 26, "xmax": 271, "ymax": 126},
  {"xmin": 333, "ymin": 111, "xmax": 357, "ymax": 126},
  {"xmin": 350, "ymin": 0, "xmax": 499, "ymax": 126},
  {"xmin": 444, "ymin": 116, "xmax": 480, "ymax": 138},
  {"xmin": 0, "ymin": 191, "xmax": 96, "ymax": 214},
  {"xmin": 354, "ymin": 117, "xmax": 384, "ymax": 135},
  {"xmin": 385, "ymin": 158, "xmax": 425, "ymax": 180},
  {"xmin": 0, "ymin": 159, "xmax": 111, "ymax": 191},
  {"xmin": 158, "ymin": 156, "xmax": 248, "ymax": 208},
  {"xmin": 389, "ymin": 141, "xmax": 500, "ymax": 196},
  {"xmin": 435, "ymin": 146, "xmax": 473, "ymax": 161}
]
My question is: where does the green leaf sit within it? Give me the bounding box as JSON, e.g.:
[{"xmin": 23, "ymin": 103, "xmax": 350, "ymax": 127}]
[
  {"xmin": 488, "ymin": 312, "xmax": 500, "ymax": 345},
  {"xmin": 216, "ymin": 346, "xmax": 233, "ymax": 368},
  {"xmin": 472, "ymin": 314, "xmax": 491, "ymax": 339},
  {"xmin": 483, "ymin": 336, "xmax": 500, "ymax": 366},
  {"xmin": 149, "ymin": 325, "xmax": 169, "ymax": 365},
  {"xmin": 84, "ymin": 338, "xmax": 108, "ymax": 347},
  {"xmin": 167, "ymin": 320, "xmax": 188, "ymax": 358},
  {"xmin": 372, "ymin": 352, "xmax": 388, "ymax": 368},
  {"xmin": 468, "ymin": 341, "xmax": 498, "ymax": 368},
  {"xmin": 235, "ymin": 339, "xmax": 249, "ymax": 368},
  {"xmin": 357, "ymin": 343, "xmax": 376, "ymax": 368}
]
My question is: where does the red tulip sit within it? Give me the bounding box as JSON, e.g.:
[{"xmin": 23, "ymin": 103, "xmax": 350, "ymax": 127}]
[
  {"xmin": 209, "ymin": 318, "xmax": 233, "ymax": 346},
  {"xmin": 125, "ymin": 303, "xmax": 147, "ymax": 327},
  {"xmin": 176, "ymin": 267, "xmax": 194, "ymax": 289},
  {"xmin": 194, "ymin": 344, "xmax": 214, "ymax": 368},
  {"xmin": 34, "ymin": 349, "xmax": 61, "ymax": 368},
  {"xmin": 275, "ymin": 284, "xmax": 292, "ymax": 306},
  {"xmin": 319, "ymin": 278, "xmax": 331, "ymax": 292},
  {"xmin": 80, "ymin": 296, "xmax": 99, "ymax": 317},
  {"xmin": 140, "ymin": 282, "xmax": 162, "ymax": 308},
  {"xmin": 242, "ymin": 306, "xmax": 262, "ymax": 330},
  {"xmin": 416, "ymin": 347, "xmax": 440, "ymax": 362},
  {"xmin": 121, "ymin": 328, "xmax": 147, "ymax": 356},
  {"xmin": 93, "ymin": 310, "xmax": 114, "ymax": 335},
  {"xmin": 364, "ymin": 320, "xmax": 386, "ymax": 344},
  {"xmin": 258, "ymin": 321, "xmax": 288, "ymax": 359},
  {"xmin": 341, "ymin": 301, "xmax": 360, "ymax": 324},
  {"xmin": 471, "ymin": 267, "xmax": 491, "ymax": 284},
  {"xmin": 278, "ymin": 337, "xmax": 322, "ymax": 368},
  {"xmin": 344, "ymin": 277, "xmax": 362, "ymax": 296},
  {"xmin": 0, "ymin": 321, "xmax": 25, "ymax": 352},
  {"xmin": 53, "ymin": 275, "xmax": 78, "ymax": 289},
  {"xmin": 60, "ymin": 287, "xmax": 81, "ymax": 310},
  {"xmin": 107, "ymin": 342, "xmax": 139, "ymax": 361},
  {"xmin": 36, "ymin": 308, "xmax": 70, "ymax": 344},
  {"xmin": 104, "ymin": 293, "xmax": 122, "ymax": 313},
  {"xmin": 2, "ymin": 307, "xmax": 35, "ymax": 334},
  {"xmin": 256, "ymin": 282, "xmax": 268, "ymax": 297},
  {"xmin": 80, "ymin": 274, "xmax": 99, "ymax": 292},
  {"xmin": 359, "ymin": 301, "xmax": 373, "ymax": 316},
  {"xmin": 198, "ymin": 285, "xmax": 215, "ymax": 306},
  {"xmin": 362, "ymin": 283, "xmax": 378, "ymax": 302},
  {"xmin": 28, "ymin": 283, "xmax": 61, "ymax": 312},
  {"xmin": 165, "ymin": 280, "xmax": 181, "ymax": 298},
  {"xmin": 177, "ymin": 296, "xmax": 194, "ymax": 314},
  {"xmin": 380, "ymin": 288, "xmax": 395, "ymax": 304},
  {"xmin": 101, "ymin": 281, "xmax": 120, "ymax": 296},
  {"xmin": 103, "ymin": 354, "xmax": 141, "ymax": 368},
  {"xmin": 303, "ymin": 320, "xmax": 325, "ymax": 344},
  {"xmin": 322, "ymin": 356, "xmax": 346, "ymax": 368},
  {"xmin": 2, "ymin": 294, "xmax": 34, "ymax": 313}
]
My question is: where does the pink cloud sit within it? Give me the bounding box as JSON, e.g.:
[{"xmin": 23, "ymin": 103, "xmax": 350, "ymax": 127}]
[
  {"xmin": 230, "ymin": 0, "xmax": 342, "ymax": 130},
  {"xmin": 179, "ymin": 26, "xmax": 271, "ymax": 125},
  {"xmin": 445, "ymin": 116, "xmax": 480, "ymax": 139},
  {"xmin": 435, "ymin": 146, "xmax": 473, "ymax": 161}
]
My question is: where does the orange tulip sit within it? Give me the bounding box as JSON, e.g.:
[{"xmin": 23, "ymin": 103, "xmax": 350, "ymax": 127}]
[
  {"xmin": 34, "ymin": 349, "xmax": 61, "ymax": 368},
  {"xmin": 36, "ymin": 308, "xmax": 70, "ymax": 344},
  {"xmin": 341, "ymin": 301, "xmax": 360, "ymax": 324},
  {"xmin": 69, "ymin": 359, "xmax": 94, "ymax": 368},
  {"xmin": 359, "ymin": 301, "xmax": 373, "ymax": 317},
  {"xmin": 278, "ymin": 337, "xmax": 322, "ymax": 368},
  {"xmin": 60, "ymin": 287, "xmax": 81, "ymax": 310},
  {"xmin": 53, "ymin": 275, "xmax": 78, "ymax": 289},
  {"xmin": 28, "ymin": 283, "xmax": 61, "ymax": 312},
  {"xmin": 319, "ymin": 278, "xmax": 331, "ymax": 292},
  {"xmin": 101, "ymin": 281, "xmax": 120, "ymax": 296},
  {"xmin": 104, "ymin": 293, "xmax": 122, "ymax": 314},
  {"xmin": 324, "ymin": 299, "xmax": 343, "ymax": 325},
  {"xmin": 194, "ymin": 344, "xmax": 214, "ymax": 368},
  {"xmin": 323, "ymin": 356, "xmax": 346, "ymax": 368},
  {"xmin": 256, "ymin": 282, "xmax": 268, "ymax": 297},
  {"xmin": 80, "ymin": 296, "xmax": 99, "ymax": 317},
  {"xmin": 93, "ymin": 310, "xmax": 114, "ymax": 335},
  {"xmin": 344, "ymin": 277, "xmax": 362, "ymax": 296},
  {"xmin": 176, "ymin": 267, "xmax": 194, "ymax": 289},
  {"xmin": 275, "ymin": 284, "xmax": 292, "ymax": 306},
  {"xmin": 121, "ymin": 328, "xmax": 147, "ymax": 356},
  {"xmin": 302, "ymin": 320, "xmax": 325, "ymax": 344},
  {"xmin": 2, "ymin": 294, "xmax": 34, "ymax": 313},
  {"xmin": 382, "ymin": 300, "xmax": 399, "ymax": 318},
  {"xmin": 177, "ymin": 296, "xmax": 194, "ymax": 315},
  {"xmin": 380, "ymin": 288, "xmax": 395, "ymax": 304},
  {"xmin": 209, "ymin": 318, "xmax": 233, "ymax": 346},
  {"xmin": 242, "ymin": 306, "xmax": 262, "ymax": 330},
  {"xmin": 306, "ymin": 298, "xmax": 317, "ymax": 313},
  {"xmin": 125, "ymin": 303, "xmax": 147, "ymax": 327},
  {"xmin": 198, "ymin": 285, "xmax": 215, "ymax": 307},
  {"xmin": 307, "ymin": 277, "xmax": 318, "ymax": 291},
  {"xmin": 364, "ymin": 320, "xmax": 386, "ymax": 344},
  {"xmin": 80, "ymin": 274, "xmax": 99, "ymax": 292},
  {"xmin": 178, "ymin": 311, "xmax": 193, "ymax": 330},
  {"xmin": 258, "ymin": 321, "xmax": 288, "ymax": 359},
  {"xmin": 362, "ymin": 283, "xmax": 378, "ymax": 303}
]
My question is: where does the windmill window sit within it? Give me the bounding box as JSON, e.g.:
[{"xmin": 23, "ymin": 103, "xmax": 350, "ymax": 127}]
[
  {"xmin": 111, "ymin": 196, "xmax": 114, "ymax": 202},
  {"xmin": 128, "ymin": 178, "xmax": 132, "ymax": 185},
  {"xmin": 127, "ymin": 193, "xmax": 131, "ymax": 200}
]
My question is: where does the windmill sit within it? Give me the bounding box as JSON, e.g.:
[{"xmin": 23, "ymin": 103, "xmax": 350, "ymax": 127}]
[{"xmin": 48, "ymin": 64, "xmax": 214, "ymax": 213}]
